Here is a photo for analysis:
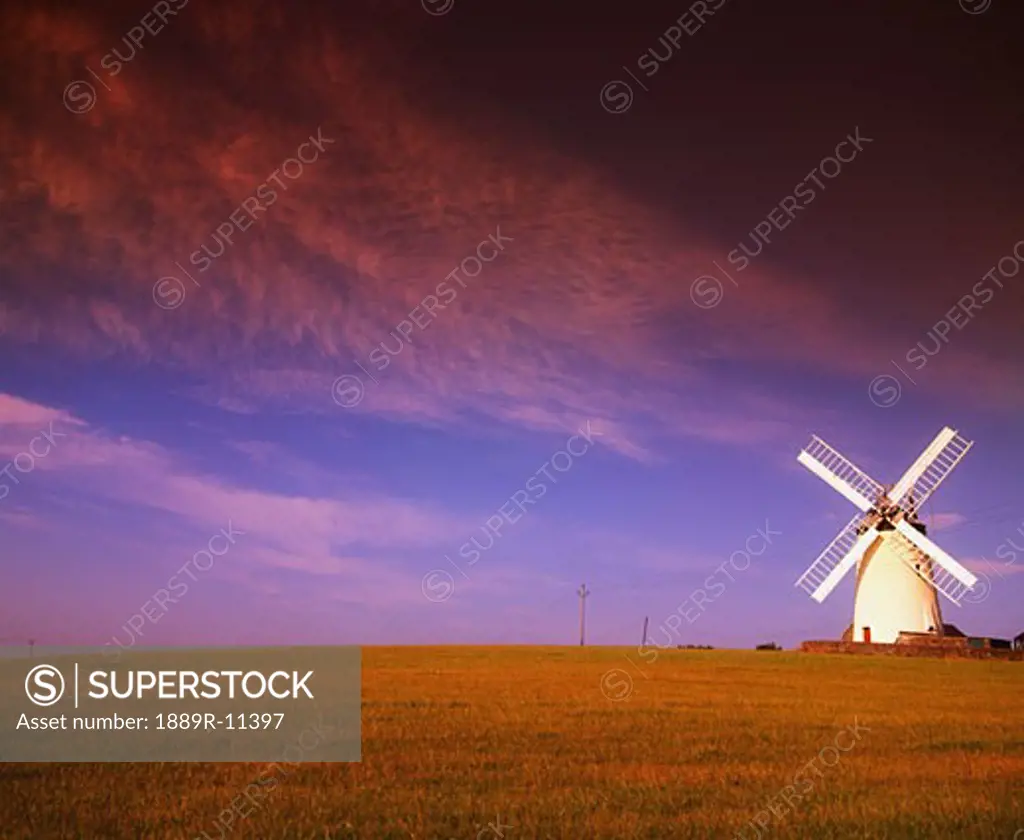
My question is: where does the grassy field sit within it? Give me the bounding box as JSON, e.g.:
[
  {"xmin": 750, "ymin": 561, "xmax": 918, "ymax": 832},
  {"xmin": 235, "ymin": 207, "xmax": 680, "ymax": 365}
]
[{"xmin": 2, "ymin": 647, "xmax": 1023, "ymax": 839}]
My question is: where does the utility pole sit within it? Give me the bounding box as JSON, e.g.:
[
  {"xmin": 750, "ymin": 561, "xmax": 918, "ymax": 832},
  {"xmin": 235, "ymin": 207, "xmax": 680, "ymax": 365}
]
[
  {"xmin": 642, "ymin": 616, "xmax": 649, "ymax": 647},
  {"xmin": 577, "ymin": 584, "xmax": 590, "ymax": 646}
]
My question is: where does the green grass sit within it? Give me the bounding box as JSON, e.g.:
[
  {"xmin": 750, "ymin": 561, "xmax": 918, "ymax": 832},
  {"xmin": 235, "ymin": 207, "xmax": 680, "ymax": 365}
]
[{"xmin": 3, "ymin": 647, "xmax": 1023, "ymax": 838}]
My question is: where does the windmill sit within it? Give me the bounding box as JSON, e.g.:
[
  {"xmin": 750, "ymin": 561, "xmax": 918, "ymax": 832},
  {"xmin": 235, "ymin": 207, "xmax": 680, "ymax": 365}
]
[{"xmin": 795, "ymin": 426, "xmax": 978, "ymax": 644}]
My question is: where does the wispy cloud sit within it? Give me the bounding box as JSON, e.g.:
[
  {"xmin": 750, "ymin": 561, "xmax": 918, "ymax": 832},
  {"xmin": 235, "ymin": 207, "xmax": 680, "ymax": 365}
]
[
  {"xmin": 929, "ymin": 512, "xmax": 967, "ymax": 531},
  {"xmin": 3, "ymin": 3, "xmax": 1021, "ymax": 465},
  {"xmin": 963, "ymin": 557, "xmax": 1024, "ymax": 577},
  {"xmin": 0, "ymin": 394, "xmax": 474, "ymax": 587}
]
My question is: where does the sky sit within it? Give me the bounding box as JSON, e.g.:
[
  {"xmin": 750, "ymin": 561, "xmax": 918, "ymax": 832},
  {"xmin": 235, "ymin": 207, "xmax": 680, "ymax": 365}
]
[{"xmin": 0, "ymin": 0, "xmax": 1022, "ymax": 649}]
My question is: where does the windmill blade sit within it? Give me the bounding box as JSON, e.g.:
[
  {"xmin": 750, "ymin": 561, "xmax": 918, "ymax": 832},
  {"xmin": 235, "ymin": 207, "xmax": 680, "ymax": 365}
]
[
  {"xmin": 890, "ymin": 427, "xmax": 973, "ymax": 513},
  {"xmin": 894, "ymin": 519, "xmax": 977, "ymax": 592},
  {"xmin": 889, "ymin": 427, "xmax": 957, "ymax": 501},
  {"xmin": 797, "ymin": 436, "xmax": 884, "ymax": 512},
  {"xmin": 796, "ymin": 514, "xmax": 879, "ymax": 602},
  {"xmin": 888, "ymin": 530, "xmax": 975, "ymax": 606}
]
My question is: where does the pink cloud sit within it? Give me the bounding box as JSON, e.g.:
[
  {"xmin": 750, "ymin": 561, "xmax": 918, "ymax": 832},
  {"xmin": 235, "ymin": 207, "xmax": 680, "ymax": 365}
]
[
  {"xmin": 0, "ymin": 394, "xmax": 82, "ymax": 427},
  {"xmin": 963, "ymin": 557, "xmax": 1024, "ymax": 577},
  {"xmin": 928, "ymin": 512, "xmax": 967, "ymax": 531},
  {"xmin": 1, "ymin": 2, "xmax": 1020, "ymax": 463},
  {"xmin": 0, "ymin": 394, "xmax": 474, "ymax": 581}
]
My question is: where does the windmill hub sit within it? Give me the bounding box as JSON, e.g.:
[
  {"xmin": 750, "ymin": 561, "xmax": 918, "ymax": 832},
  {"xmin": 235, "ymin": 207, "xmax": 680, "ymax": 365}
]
[
  {"xmin": 795, "ymin": 427, "xmax": 978, "ymax": 644},
  {"xmin": 862, "ymin": 500, "xmax": 908, "ymax": 532}
]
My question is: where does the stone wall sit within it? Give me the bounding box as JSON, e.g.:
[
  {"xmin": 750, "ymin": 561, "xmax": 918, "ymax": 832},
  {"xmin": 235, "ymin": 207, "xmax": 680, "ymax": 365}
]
[
  {"xmin": 800, "ymin": 640, "xmax": 1023, "ymax": 661},
  {"xmin": 895, "ymin": 631, "xmax": 969, "ymax": 648}
]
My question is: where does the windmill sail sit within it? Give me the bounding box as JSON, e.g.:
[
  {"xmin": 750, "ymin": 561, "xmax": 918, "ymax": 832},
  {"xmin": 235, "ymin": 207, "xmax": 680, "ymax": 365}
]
[
  {"xmin": 797, "ymin": 436, "xmax": 884, "ymax": 512},
  {"xmin": 893, "ymin": 519, "xmax": 977, "ymax": 590},
  {"xmin": 891, "ymin": 429, "xmax": 973, "ymax": 515},
  {"xmin": 888, "ymin": 529, "xmax": 974, "ymax": 606},
  {"xmin": 796, "ymin": 514, "xmax": 879, "ymax": 602}
]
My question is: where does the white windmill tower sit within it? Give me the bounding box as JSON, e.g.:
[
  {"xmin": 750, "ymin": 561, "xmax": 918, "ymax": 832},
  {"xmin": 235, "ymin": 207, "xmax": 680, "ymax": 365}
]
[{"xmin": 795, "ymin": 426, "xmax": 978, "ymax": 644}]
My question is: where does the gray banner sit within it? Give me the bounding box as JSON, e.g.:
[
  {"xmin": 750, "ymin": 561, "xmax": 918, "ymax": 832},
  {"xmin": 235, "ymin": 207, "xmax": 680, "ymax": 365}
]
[{"xmin": 0, "ymin": 646, "xmax": 361, "ymax": 762}]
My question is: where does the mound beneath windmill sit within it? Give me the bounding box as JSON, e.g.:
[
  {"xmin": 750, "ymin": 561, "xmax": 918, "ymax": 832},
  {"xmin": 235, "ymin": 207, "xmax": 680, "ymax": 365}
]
[
  {"xmin": 801, "ymin": 624, "xmax": 1022, "ymax": 660},
  {"xmin": 840, "ymin": 622, "xmax": 966, "ymax": 642}
]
